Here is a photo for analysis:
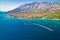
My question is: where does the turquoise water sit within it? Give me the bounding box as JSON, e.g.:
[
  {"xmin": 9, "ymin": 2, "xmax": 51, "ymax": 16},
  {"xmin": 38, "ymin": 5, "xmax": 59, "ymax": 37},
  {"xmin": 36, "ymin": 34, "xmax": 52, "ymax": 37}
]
[{"xmin": 0, "ymin": 12, "xmax": 60, "ymax": 40}]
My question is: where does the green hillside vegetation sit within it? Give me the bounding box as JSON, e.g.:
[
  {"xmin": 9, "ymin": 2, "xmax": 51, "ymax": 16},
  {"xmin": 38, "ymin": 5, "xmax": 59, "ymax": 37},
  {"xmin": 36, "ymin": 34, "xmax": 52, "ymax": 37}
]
[
  {"xmin": 8, "ymin": 9, "xmax": 60, "ymax": 19},
  {"xmin": 47, "ymin": 13, "xmax": 60, "ymax": 19},
  {"xmin": 30, "ymin": 10, "xmax": 42, "ymax": 13},
  {"xmin": 47, "ymin": 11, "xmax": 60, "ymax": 19},
  {"xmin": 30, "ymin": 10, "xmax": 49, "ymax": 14},
  {"xmin": 30, "ymin": 10, "xmax": 60, "ymax": 19}
]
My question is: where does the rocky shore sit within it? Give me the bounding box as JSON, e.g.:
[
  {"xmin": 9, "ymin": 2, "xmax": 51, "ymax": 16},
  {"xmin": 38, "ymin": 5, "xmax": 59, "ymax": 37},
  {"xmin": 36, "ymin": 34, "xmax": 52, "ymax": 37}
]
[{"xmin": 8, "ymin": 13, "xmax": 48, "ymax": 19}]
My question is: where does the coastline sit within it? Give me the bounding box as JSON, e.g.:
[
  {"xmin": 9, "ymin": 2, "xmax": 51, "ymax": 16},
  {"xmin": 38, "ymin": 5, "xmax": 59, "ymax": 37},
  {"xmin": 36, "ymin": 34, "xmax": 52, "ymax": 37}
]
[
  {"xmin": 7, "ymin": 14, "xmax": 60, "ymax": 20},
  {"xmin": 9, "ymin": 17, "xmax": 60, "ymax": 21},
  {"xmin": 7, "ymin": 13, "xmax": 60, "ymax": 21}
]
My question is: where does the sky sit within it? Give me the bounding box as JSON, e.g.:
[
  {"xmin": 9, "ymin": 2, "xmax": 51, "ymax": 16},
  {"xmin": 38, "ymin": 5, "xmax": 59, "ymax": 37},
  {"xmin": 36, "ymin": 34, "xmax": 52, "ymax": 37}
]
[{"xmin": 0, "ymin": 0, "xmax": 60, "ymax": 12}]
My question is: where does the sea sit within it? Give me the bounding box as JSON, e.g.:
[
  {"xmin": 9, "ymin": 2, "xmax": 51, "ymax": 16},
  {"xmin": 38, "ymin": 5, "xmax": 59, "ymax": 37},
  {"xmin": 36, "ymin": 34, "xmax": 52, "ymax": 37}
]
[{"xmin": 0, "ymin": 12, "xmax": 60, "ymax": 40}]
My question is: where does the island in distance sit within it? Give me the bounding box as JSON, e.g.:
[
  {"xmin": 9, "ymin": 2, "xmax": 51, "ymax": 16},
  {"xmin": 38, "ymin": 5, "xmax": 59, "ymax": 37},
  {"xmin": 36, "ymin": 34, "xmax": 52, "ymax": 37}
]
[{"xmin": 7, "ymin": 2, "xmax": 60, "ymax": 19}]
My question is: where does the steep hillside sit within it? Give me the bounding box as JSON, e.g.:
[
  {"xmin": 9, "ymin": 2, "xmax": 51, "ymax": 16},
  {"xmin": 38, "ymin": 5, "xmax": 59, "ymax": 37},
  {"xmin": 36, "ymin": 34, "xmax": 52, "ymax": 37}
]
[{"xmin": 7, "ymin": 2, "xmax": 60, "ymax": 13}]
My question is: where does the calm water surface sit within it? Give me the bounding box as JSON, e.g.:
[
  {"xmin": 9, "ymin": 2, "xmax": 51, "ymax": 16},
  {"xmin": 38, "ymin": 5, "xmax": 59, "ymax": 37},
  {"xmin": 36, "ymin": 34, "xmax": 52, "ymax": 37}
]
[{"xmin": 0, "ymin": 12, "xmax": 60, "ymax": 40}]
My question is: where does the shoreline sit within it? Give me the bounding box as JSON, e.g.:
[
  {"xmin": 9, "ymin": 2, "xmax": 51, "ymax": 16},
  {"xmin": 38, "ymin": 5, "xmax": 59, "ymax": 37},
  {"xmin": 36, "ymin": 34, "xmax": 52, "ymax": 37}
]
[
  {"xmin": 7, "ymin": 14, "xmax": 60, "ymax": 20},
  {"xmin": 7, "ymin": 13, "xmax": 60, "ymax": 21},
  {"xmin": 9, "ymin": 17, "xmax": 60, "ymax": 20}
]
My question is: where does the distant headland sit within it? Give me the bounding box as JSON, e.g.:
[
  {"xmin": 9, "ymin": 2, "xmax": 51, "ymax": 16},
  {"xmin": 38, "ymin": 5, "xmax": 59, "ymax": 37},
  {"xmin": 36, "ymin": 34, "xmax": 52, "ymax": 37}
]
[{"xmin": 7, "ymin": 2, "xmax": 60, "ymax": 20}]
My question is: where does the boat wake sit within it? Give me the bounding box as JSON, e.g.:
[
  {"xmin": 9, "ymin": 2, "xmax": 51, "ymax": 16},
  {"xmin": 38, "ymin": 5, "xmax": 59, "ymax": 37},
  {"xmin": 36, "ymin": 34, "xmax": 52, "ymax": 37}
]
[{"xmin": 24, "ymin": 23, "xmax": 54, "ymax": 32}]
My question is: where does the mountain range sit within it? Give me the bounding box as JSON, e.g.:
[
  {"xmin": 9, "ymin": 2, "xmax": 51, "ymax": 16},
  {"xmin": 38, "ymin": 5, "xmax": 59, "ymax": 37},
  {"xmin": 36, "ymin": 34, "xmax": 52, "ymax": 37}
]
[{"xmin": 7, "ymin": 2, "xmax": 60, "ymax": 13}]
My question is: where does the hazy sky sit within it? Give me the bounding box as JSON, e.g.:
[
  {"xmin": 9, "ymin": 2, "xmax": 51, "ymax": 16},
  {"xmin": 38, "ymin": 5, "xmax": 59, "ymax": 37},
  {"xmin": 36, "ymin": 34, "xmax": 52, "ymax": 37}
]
[{"xmin": 0, "ymin": 0, "xmax": 60, "ymax": 12}]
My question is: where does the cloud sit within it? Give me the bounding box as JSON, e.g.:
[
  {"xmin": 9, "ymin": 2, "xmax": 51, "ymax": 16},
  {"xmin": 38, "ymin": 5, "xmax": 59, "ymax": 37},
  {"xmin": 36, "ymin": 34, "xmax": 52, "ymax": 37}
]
[{"xmin": 0, "ymin": 2, "xmax": 22, "ymax": 12}]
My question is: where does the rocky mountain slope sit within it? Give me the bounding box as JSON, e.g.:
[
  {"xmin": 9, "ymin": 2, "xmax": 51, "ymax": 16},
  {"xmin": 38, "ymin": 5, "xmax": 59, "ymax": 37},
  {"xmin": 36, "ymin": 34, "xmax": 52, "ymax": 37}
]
[{"xmin": 7, "ymin": 2, "xmax": 60, "ymax": 13}]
